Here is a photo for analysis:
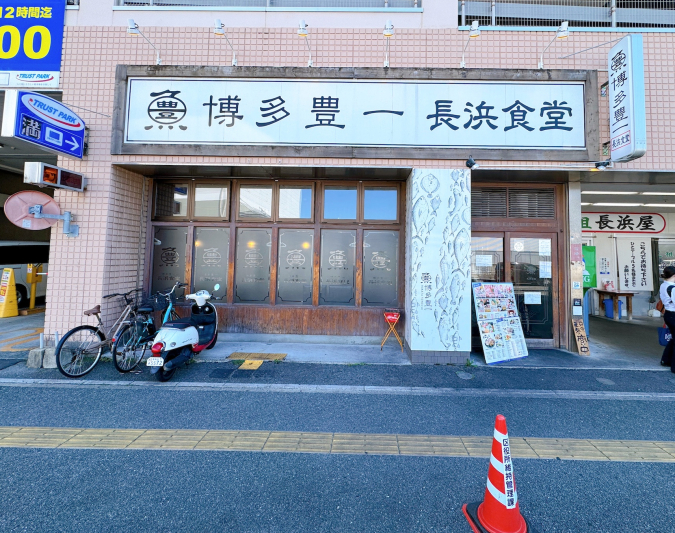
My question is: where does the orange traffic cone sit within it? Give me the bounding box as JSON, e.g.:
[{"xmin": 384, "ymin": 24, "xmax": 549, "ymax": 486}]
[{"xmin": 462, "ymin": 414, "xmax": 538, "ymax": 533}]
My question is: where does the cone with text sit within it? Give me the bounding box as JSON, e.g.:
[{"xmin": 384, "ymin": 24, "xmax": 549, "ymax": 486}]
[
  {"xmin": 0, "ymin": 268, "xmax": 18, "ymax": 318},
  {"xmin": 463, "ymin": 414, "xmax": 537, "ymax": 533}
]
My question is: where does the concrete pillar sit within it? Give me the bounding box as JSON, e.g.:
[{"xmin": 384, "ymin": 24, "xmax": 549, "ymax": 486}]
[
  {"xmin": 404, "ymin": 168, "xmax": 472, "ymax": 364},
  {"xmin": 568, "ymin": 177, "xmax": 584, "ymax": 352}
]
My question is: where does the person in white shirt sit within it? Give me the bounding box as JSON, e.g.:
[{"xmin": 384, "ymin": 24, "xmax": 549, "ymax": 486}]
[{"xmin": 659, "ymin": 266, "xmax": 675, "ymax": 370}]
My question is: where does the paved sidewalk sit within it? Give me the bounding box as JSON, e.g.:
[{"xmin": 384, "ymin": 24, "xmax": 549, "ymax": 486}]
[{"xmin": 0, "ymin": 310, "xmax": 44, "ymax": 353}]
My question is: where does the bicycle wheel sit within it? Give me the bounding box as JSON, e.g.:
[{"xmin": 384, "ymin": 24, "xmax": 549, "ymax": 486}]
[
  {"xmin": 112, "ymin": 323, "xmax": 148, "ymax": 373},
  {"xmin": 56, "ymin": 325, "xmax": 105, "ymax": 378}
]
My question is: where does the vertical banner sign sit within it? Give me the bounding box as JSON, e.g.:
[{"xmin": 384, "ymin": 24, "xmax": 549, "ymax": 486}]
[
  {"xmin": 472, "ymin": 282, "xmax": 528, "ymax": 364},
  {"xmin": 572, "ymin": 318, "xmax": 591, "ymax": 356},
  {"xmin": 608, "ymin": 35, "xmax": 647, "ymax": 162},
  {"xmin": 582, "ymin": 245, "xmax": 597, "ymax": 289},
  {"xmin": 0, "ymin": 268, "xmax": 19, "ymax": 318},
  {"xmin": 616, "ymin": 238, "xmax": 653, "ymax": 291},
  {"xmin": 0, "ymin": 0, "xmax": 65, "ymax": 89}
]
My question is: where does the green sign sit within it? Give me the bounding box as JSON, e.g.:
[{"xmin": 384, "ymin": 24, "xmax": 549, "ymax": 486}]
[{"xmin": 582, "ymin": 245, "xmax": 597, "ymax": 289}]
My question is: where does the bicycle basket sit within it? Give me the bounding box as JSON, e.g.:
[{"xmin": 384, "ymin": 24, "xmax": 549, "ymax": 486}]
[{"xmin": 140, "ymin": 292, "xmax": 172, "ymax": 312}]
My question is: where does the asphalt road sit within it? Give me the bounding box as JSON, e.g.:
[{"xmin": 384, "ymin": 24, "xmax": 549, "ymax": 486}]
[
  {"xmin": 1, "ymin": 448, "xmax": 674, "ymax": 533},
  {"xmin": 2, "ymin": 360, "xmax": 675, "ymax": 532}
]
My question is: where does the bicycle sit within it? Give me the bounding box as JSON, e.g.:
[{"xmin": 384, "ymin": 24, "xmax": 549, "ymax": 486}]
[
  {"xmin": 111, "ymin": 283, "xmax": 185, "ymax": 373},
  {"xmin": 55, "ymin": 287, "xmax": 146, "ymax": 378}
]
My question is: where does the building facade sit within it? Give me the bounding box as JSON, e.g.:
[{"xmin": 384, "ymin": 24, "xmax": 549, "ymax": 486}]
[{"xmin": 19, "ymin": 0, "xmax": 675, "ymax": 362}]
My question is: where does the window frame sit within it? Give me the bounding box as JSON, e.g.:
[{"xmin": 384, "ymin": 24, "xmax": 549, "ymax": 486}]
[
  {"xmin": 277, "ymin": 181, "xmax": 316, "ymax": 223},
  {"xmin": 152, "ymin": 180, "xmax": 192, "ymax": 221},
  {"xmin": 192, "ymin": 180, "xmax": 231, "ymax": 221},
  {"xmin": 235, "ymin": 180, "xmax": 275, "ymax": 223},
  {"xmin": 361, "ymin": 182, "xmax": 401, "ymax": 224}
]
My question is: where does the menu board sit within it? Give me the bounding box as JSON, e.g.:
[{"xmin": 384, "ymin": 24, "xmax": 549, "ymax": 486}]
[{"xmin": 472, "ymin": 282, "xmax": 528, "ymax": 364}]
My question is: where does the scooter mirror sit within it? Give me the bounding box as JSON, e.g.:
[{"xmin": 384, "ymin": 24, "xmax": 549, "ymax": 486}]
[{"xmin": 214, "ymin": 284, "xmax": 221, "ymax": 291}]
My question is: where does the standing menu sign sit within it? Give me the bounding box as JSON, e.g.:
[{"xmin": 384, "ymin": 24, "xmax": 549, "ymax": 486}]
[{"xmin": 472, "ymin": 282, "xmax": 528, "ymax": 364}]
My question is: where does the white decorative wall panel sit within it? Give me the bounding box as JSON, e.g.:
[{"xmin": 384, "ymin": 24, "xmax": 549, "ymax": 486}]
[{"xmin": 405, "ymin": 169, "xmax": 472, "ymax": 352}]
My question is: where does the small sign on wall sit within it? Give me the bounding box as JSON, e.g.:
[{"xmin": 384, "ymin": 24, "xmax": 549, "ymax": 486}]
[{"xmin": 616, "ymin": 237, "xmax": 653, "ymax": 291}]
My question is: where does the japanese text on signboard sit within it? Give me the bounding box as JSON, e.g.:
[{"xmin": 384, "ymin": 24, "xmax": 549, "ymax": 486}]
[
  {"xmin": 125, "ymin": 79, "xmax": 587, "ymax": 149},
  {"xmin": 582, "ymin": 212, "xmax": 665, "ymax": 234}
]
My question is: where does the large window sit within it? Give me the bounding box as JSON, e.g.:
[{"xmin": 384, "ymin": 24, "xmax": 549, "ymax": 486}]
[{"xmin": 151, "ymin": 179, "xmax": 402, "ymax": 308}]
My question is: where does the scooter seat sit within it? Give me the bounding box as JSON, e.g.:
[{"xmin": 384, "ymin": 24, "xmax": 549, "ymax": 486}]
[{"xmin": 162, "ymin": 320, "xmax": 193, "ymax": 330}]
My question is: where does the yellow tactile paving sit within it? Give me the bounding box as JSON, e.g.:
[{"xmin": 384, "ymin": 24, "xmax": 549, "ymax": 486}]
[
  {"xmin": 1, "ymin": 426, "xmax": 675, "ymax": 462},
  {"xmin": 239, "ymin": 360, "xmax": 264, "ymax": 370}
]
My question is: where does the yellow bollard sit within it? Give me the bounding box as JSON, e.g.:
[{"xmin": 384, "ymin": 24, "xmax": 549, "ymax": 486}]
[
  {"xmin": 0, "ymin": 268, "xmax": 19, "ymax": 318},
  {"xmin": 26, "ymin": 263, "xmax": 42, "ymax": 310}
]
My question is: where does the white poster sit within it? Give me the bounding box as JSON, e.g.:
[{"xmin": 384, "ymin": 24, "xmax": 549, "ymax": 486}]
[
  {"xmin": 599, "ymin": 256, "xmax": 611, "ymax": 275},
  {"xmin": 524, "ymin": 292, "xmax": 542, "ymax": 305},
  {"xmin": 539, "ymin": 261, "xmax": 552, "ymax": 279},
  {"xmin": 538, "ymin": 239, "xmax": 551, "ymax": 256},
  {"xmin": 125, "ymin": 78, "xmax": 587, "ymax": 149},
  {"xmin": 475, "ymin": 255, "xmax": 493, "ymax": 267},
  {"xmin": 472, "ymin": 282, "xmax": 528, "ymax": 364},
  {"xmin": 616, "ymin": 238, "xmax": 653, "ymax": 291},
  {"xmin": 406, "ymin": 169, "xmax": 472, "ymax": 352}
]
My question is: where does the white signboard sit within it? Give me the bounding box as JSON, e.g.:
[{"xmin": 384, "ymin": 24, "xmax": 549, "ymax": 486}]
[
  {"xmin": 582, "ymin": 212, "xmax": 665, "ymax": 234},
  {"xmin": 524, "ymin": 292, "xmax": 541, "ymax": 305},
  {"xmin": 475, "ymin": 255, "xmax": 493, "ymax": 267},
  {"xmin": 124, "ymin": 78, "xmax": 587, "ymax": 150},
  {"xmin": 608, "ymin": 35, "xmax": 647, "ymax": 162},
  {"xmin": 472, "ymin": 282, "xmax": 528, "ymax": 364},
  {"xmin": 616, "ymin": 238, "xmax": 653, "ymax": 291}
]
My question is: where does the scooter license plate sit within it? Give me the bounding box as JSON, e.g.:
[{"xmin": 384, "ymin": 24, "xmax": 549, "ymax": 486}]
[{"xmin": 146, "ymin": 357, "xmax": 164, "ymax": 367}]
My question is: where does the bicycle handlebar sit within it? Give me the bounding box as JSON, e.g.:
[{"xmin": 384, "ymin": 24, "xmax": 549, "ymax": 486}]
[{"xmin": 102, "ymin": 287, "xmax": 143, "ymax": 300}]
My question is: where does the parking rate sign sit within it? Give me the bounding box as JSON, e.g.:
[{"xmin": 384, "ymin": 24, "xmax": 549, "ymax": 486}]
[
  {"xmin": 2, "ymin": 91, "xmax": 85, "ymax": 159},
  {"xmin": 0, "ymin": 0, "xmax": 65, "ymax": 89}
]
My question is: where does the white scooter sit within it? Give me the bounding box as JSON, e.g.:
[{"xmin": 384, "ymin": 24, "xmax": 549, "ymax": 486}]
[{"xmin": 147, "ymin": 284, "xmax": 220, "ymax": 382}]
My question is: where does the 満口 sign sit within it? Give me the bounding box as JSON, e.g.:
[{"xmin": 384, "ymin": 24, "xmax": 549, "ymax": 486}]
[
  {"xmin": 114, "ymin": 68, "xmax": 598, "ymax": 160},
  {"xmin": 582, "ymin": 212, "xmax": 665, "ymax": 234}
]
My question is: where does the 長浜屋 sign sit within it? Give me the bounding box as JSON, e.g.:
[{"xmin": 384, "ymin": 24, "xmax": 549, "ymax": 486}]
[
  {"xmin": 582, "ymin": 212, "xmax": 665, "ymax": 234},
  {"xmin": 0, "ymin": 0, "xmax": 65, "ymax": 89},
  {"xmin": 113, "ymin": 67, "xmax": 600, "ymax": 161},
  {"xmin": 1, "ymin": 90, "xmax": 85, "ymax": 159}
]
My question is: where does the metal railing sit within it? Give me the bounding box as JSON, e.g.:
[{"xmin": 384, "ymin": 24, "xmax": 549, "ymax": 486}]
[
  {"xmin": 116, "ymin": 0, "xmax": 420, "ymax": 7},
  {"xmin": 459, "ymin": 0, "xmax": 675, "ymax": 28}
]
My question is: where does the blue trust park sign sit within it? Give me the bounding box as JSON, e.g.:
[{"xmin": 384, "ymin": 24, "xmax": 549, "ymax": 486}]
[
  {"xmin": 1, "ymin": 91, "xmax": 85, "ymax": 159},
  {"xmin": 0, "ymin": 0, "xmax": 66, "ymax": 88}
]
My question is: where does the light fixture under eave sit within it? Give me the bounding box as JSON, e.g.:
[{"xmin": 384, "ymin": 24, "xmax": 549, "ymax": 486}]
[
  {"xmin": 580, "ymin": 202, "xmax": 592, "ymax": 206},
  {"xmin": 644, "ymin": 203, "xmax": 675, "ymax": 207},
  {"xmin": 214, "ymin": 19, "xmax": 238, "ymax": 66},
  {"xmin": 383, "ymin": 20, "xmax": 394, "ymax": 68},
  {"xmin": 298, "ymin": 20, "xmax": 312, "ymax": 67},
  {"xmin": 538, "ymin": 21, "xmax": 569, "ymax": 69},
  {"xmin": 126, "ymin": 19, "xmax": 161, "ymax": 65},
  {"xmin": 581, "ymin": 191, "xmax": 637, "ymax": 195},
  {"xmin": 642, "ymin": 192, "xmax": 675, "ymax": 196},
  {"xmin": 592, "ymin": 202, "xmax": 644, "ymax": 207},
  {"xmin": 594, "ymin": 160, "xmax": 612, "ymax": 171},
  {"xmin": 466, "ymin": 156, "xmax": 479, "ymax": 170},
  {"xmin": 460, "ymin": 21, "xmax": 480, "ymax": 69}
]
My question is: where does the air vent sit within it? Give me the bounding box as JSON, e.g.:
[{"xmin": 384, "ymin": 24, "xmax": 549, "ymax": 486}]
[
  {"xmin": 471, "ymin": 188, "xmax": 507, "ymax": 218},
  {"xmin": 507, "ymin": 188, "xmax": 555, "ymax": 219}
]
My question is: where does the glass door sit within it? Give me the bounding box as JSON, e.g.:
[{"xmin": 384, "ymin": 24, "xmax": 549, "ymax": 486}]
[
  {"xmin": 508, "ymin": 234, "xmax": 558, "ymax": 346},
  {"xmin": 471, "ymin": 232, "xmax": 559, "ymax": 348}
]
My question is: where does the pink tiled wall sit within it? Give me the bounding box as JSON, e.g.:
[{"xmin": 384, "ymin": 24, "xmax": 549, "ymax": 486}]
[{"xmin": 45, "ymin": 27, "xmax": 675, "ymax": 333}]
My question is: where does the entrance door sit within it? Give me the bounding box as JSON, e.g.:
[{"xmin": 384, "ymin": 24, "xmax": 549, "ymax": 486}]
[{"xmin": 471, "ymin": 232, "xmax": 559, "ymax": 348}]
